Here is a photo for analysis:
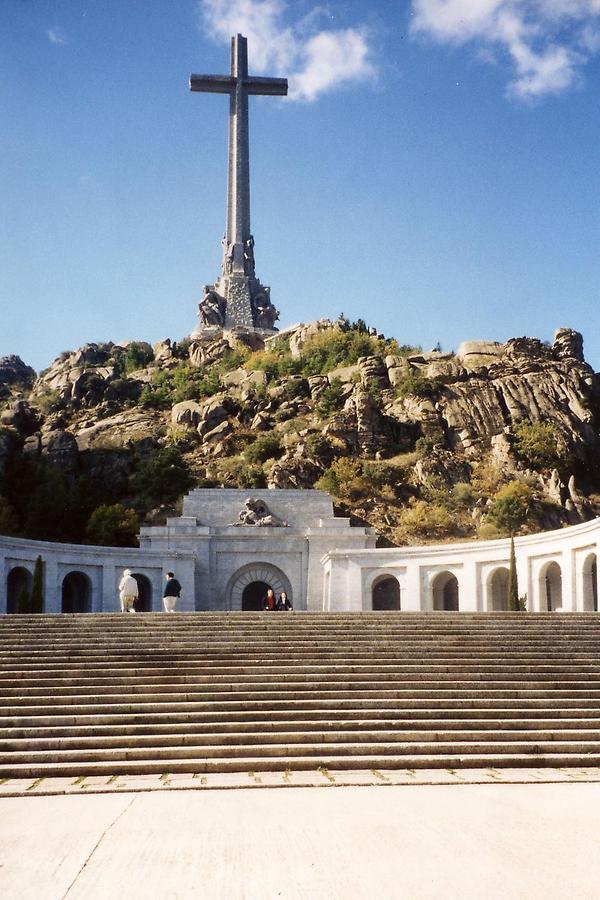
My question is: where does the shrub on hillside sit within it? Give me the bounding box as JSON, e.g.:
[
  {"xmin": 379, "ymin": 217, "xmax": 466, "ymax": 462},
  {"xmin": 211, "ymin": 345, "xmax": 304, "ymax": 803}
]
[
  {"xmin": 396, "ymin": 499, "xmax": 456, "ymax": 540},
  {"xmin": 244, "ymin": 433, "xmax": 282, "ymax": 465},
  {"xmin": 86, "ymin": 503, "xmax": 139, "ymax": 547},
  {"xmin": 512, "ymin": 419, "xmax": 571, "ymax": 474},
  {"xmin": 315, "ymin": 458, "xmax": 370, "ymax": 501},
  {"xmin": 394, "ymin": 369, "xmax": 441, "ymax": 400},
  {"xmin": 132, "ymin": 447, "xmax": 194, "ymax": 504},
  {"xmin": 317, "ymin": 379, "xmax": 346, "ymax": 419},
  {"xmin": 113, "ymin": 342, "xmax": 154, "ymax": 375}
]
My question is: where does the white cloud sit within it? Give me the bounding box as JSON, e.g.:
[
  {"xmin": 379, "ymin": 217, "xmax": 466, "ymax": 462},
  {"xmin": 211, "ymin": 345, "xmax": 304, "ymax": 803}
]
[
  {"xmin": 47, "ymin": 26, "xmax": 68, "ymax": 46},
  {"xmin": 199, "ymin": 0, "xmax": 375, "ymax": 101},
  {"xmin": 411, "ymin": 0, "xmax": 600, "ymax": 99}
]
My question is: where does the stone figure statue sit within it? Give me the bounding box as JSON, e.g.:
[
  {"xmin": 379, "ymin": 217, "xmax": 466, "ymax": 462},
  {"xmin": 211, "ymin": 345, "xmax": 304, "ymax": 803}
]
[
  {"xmin": 199, "ymin": 289, "xmax": 225, "ymax": 327},
  {"xmin": 232, "ymin": 497, "xmax": 288, "ymax": 527},
  {"xmin": 253, "ymin": 292, "xmax": 279, "ymax": 330}
]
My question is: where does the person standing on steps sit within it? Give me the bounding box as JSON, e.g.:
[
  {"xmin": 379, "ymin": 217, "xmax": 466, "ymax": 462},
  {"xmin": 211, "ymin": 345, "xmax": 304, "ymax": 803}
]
[
  {"xmin": 276, "ymin": 591, "xmax": 292, "ymax": 611},
  {"xmin": 118, "ymin": 569, "xmax": 138, "ymax": 613},
  {"xmin": 263, "ymin": 587, "xmax": 276, "ymax": 611},
  {"xmin": 163, "ymin": 571, "xmax": 182, "ymax": 613}
]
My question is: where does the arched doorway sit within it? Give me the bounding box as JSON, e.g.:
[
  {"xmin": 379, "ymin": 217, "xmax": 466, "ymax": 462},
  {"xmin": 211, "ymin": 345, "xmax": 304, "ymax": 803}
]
[
  {"xmin": 372, "ymin": 576, "xmax": 401, "ymax": 610},
  {"xmin": 6, "ymin": 567, "xmax": 33, "ymax": 614},
  {"xmin": 62, "ymin": 572, "xmax": 92, "ymax": 613},
  {"xmin": 432, "ymin": 572, "xmax": 459, "ymax": 611},
  {"xmin": 242, "ymin": 581, "xmax": 270, "ymax": 611},
  {"xmin": 132, "ymin": 573, "xmax": 152, "ymax": 612},
  {"xmin": 488, "ymin": 567, "xmax": 509, "ymax": 611},
  {"xmin": 541, "ymin": 561, "xmax": 562, "ymax": 612},
  {"xmin": 582, "ymin": 554, "xmax": 597, "ymax": 612},
  {"xmin": 227, "ymin": 563, "xmax": 293, "ymax": 611}
]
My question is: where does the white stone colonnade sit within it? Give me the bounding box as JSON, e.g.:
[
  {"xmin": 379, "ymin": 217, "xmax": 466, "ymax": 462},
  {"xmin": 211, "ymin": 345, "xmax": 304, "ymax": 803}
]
[
  {"xmin": 0, "ymin": 536, "xmax": 196, "ymax": 615},
  {"xmin": 321, "ymin": 518, "xmax": 600, "ymax": 613}
]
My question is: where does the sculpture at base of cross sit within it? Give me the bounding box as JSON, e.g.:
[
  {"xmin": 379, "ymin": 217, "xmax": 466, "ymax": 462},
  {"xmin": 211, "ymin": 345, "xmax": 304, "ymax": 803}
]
[
  {"xmin": 199, "ymin": 288, "xmax": 226, "ymax": 327},
  {"xmin": 252, "ymin": 290, "xmax": 279, "ymax": 330}
]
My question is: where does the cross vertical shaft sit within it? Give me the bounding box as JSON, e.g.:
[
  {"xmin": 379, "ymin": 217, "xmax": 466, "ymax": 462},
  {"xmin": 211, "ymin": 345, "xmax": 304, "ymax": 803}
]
[
  {"xmin": 190, "ymin": 34, "xmax": 287, "ymax": 334},
  {"xmin": 228, "ymin": 36, "xmax": 250, "ymax": 265}
]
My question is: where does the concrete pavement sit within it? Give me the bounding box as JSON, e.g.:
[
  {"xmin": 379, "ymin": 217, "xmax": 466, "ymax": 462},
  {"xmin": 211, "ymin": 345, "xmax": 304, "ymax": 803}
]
[{"xmin": 2, "ymin": 780, "xmax": 600, "ymax": 899}]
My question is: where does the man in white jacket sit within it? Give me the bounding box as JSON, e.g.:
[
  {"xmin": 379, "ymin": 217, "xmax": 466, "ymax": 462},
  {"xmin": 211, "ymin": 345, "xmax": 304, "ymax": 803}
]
[{"xmin": 118, "ymin": 569, "xmax": 138, "ymax": 613}]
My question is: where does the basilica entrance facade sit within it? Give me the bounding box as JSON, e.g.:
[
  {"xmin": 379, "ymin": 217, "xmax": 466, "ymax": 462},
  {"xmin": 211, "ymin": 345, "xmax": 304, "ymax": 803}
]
[{"xmin": 227, "ymin": 563, "xmax": 293, "ymax": 611}]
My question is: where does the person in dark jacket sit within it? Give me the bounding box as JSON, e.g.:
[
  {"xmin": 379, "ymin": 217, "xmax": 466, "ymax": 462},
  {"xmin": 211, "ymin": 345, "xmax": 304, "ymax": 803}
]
[
  {"xmin": 276, "ymin": 591, "xmax": 292, "ymax": 611},
  {"xmin": 163, "ymin": 571, "xmax": 182, "ymax": 613}
]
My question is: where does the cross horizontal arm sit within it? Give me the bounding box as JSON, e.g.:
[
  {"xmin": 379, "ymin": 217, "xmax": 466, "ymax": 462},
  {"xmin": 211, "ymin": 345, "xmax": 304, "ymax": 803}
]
[
  {"xmin": 190, "ymin": 74, "xmax": 235, "ymax": 94},
  {"xmin": 245, "ymin": 76, "xmax": 288, "ymax": 96}
]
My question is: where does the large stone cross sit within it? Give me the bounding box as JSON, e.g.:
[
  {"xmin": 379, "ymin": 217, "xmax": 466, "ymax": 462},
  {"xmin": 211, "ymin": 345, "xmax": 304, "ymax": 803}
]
[{"xmin": 190, "ymin": 34, "xmax": 287, "ymax": 333}]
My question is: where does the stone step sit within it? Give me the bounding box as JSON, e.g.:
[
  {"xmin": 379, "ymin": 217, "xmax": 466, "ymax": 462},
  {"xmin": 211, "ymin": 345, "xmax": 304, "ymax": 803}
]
[
  {"xmin": 0, "ymin": 710, "xmax": 600, "ymax": 740},
  {"xmin": 3, "ymin": 670, "xmax": 600, "ymax": 690},
  {"xmin": 2, "ymin": 613, "xmax": 600, "ymax": 776},
  {"xmin": 4, "ymin": 671, "xmax": 600, "ymax": 694},
  {"xmin": 5, "ymin": 726, "xmax": 600, "ymax": 753},
  {"xmin": 4, "ymin": 696, "xmax": 600, "ymax": 719},
  {"xmin": 4, "ymin": 738, "xmax": 600, "ymax": 767},
  {"xmin": 5, "ymin": 706, "xmax": 600, "ymax": 730},
  {"xmin": 4, "ymin": 750, "xmax": 600, "ymax": 779},
  {"xmin": 5, "ymin": 715, "xmax": 600, "ymax": 740},
  {"xmin": 4, "ymin": 686, "xmax": 600, "ymax": 710}
]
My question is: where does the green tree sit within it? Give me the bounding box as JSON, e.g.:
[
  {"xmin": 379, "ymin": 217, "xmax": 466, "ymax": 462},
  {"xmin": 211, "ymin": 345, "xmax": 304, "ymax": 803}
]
[
  {"xmin": 317, "ymin": 379, "xmax": 346, "ymax": 419},
  {"xmin": 132, "ymin": 446, "xmax": 194, "ymax": 504},
  {"xmin": 86, "ymin": 504, "xmax": 139, "ymax": 547},
  {"xmin": 507, "ymin": 536, "xmax": 520, "ymax": 611},
  {"xmin": 24, "ymin": 468, "xmax": 70, "ymax": 541},
  {"xmin": 0, "ymin": 495, "xmax": 19, "ymax": 535},
  {"xmin": 512, "ymin": 420, "xmax": 570, "ymax": 474},
  {"xmin": 487, "ymin": 481, "xmax": 533, "ymax": 535},
  {"xmin": 29, "ymin": 555, "xmax": 44, "ymax": 613}
]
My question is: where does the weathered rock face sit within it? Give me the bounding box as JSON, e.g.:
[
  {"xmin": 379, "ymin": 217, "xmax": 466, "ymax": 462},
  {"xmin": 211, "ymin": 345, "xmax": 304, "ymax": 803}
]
[
  {"xmin": 289, "ymin": 319, "xmax": 343, "ymax": 360},
  {"xmin": 3, "ymin": 324, "xmax": 600, "ymax": 548},
  {"xmin": 74, "ymin": 410, "xmax": 161, "ymax": 451},
  {"xmin": 0, "ymin": 356, "xmax": 36, "ymax": 388},
  {"xmin": 153, "ymin": 339, "xmax": 173, "ymax": 363},
  {"xmin": 189, "ymin": 338, "xmax": 231, "ymax": 368},
  {"xmin": 0, "ymin": 400, "xmax": 40, "ymax": 436},
  {"xmin": 41, "ymin": 430, "xmax": 79, "ymax": 473},
  {"xmin": 553, "ymin": 327, "xmax": 584, "ymax": 362},
  {"xmin": 34, "ymin": 343, "xmax": 116, "ymax": 405},
  {"xmin": 438, "ymin": 354, "xmax": 596, "ymax": 459}
]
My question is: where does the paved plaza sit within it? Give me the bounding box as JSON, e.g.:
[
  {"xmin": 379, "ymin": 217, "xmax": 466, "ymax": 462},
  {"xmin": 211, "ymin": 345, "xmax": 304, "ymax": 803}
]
[{"xmin": 2, "ymin": 774, "xmax": 600, "ymax": 899}]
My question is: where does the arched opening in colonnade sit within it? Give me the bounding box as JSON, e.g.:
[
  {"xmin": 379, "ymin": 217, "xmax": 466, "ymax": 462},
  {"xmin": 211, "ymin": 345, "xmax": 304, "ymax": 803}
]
[
  {"xmin": 488, "ymin": 567, "xmax": 509, "ymax": 611},
  {"xmin": 582, "ymin": 554, "xmax": 598, "ymax": 612},
  {"xmin": 227, "ymin": 563, "xmax": 293, "ymax": 611},
  {"xmin": 372, "ymin": 575, "xmax": 401, "ymax": 610},
  {"xmin": 432, "ymin": 572, "xmax": 459, "ymax": 611},
  {"xmin": 242, "ymin": 581, "xmax": 270, "ymax": 611},
  {"xmin": 540, "ymin": 561, "xmax": 562, "ymax": 612},
  {"xmin": 6, "ymin": 566, "xmax": 33, "ymax": 614},
  {"xmin": 61, "ymin": 571, "xmax": 92, "ymax": 613},
  {"xmin": 132, "ymin": 574, "xmax": 152, "ymax": 612}
]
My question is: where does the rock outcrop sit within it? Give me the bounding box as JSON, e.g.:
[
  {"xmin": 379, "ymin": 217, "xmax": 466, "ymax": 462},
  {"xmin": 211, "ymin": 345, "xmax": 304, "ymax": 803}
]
[{"xmin": 1, "ymin": 323, "xmax": 599, "ymax": 547}]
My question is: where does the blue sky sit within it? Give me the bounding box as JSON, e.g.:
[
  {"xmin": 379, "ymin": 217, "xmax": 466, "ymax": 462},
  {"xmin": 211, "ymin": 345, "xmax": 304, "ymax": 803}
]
[{"xmin": 2, "ymin": 0, "xmax": 599, "ymax": 372}]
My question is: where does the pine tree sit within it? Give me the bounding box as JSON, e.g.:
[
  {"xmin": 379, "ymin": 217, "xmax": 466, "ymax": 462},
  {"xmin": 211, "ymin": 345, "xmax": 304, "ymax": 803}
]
[
  {"xmin": 508, "ymin": 536, "xmax": 520, "ymax": 611},
  {"xmin": 30, "ymin": 555, "xmax": 44, "ymax": 613}
]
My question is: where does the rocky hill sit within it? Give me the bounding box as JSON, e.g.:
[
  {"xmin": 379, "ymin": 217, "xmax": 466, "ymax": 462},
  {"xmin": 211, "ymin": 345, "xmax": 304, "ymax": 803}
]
[{"xmin": 1, "ymin": 319, "xmax": 599, "ymax": 548}]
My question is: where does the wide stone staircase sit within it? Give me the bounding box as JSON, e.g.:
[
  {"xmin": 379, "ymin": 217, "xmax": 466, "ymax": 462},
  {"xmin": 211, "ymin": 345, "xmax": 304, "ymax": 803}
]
[{"xmin": 1, "ymin": 612, "xmax": 600, "ymax": 778}]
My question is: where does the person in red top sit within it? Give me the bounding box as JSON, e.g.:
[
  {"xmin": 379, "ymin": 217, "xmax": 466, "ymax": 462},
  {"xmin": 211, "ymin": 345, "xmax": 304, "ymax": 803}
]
[{"xmin": 263, "ymin": 588, "xmax": 276, "ymax": 610}]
